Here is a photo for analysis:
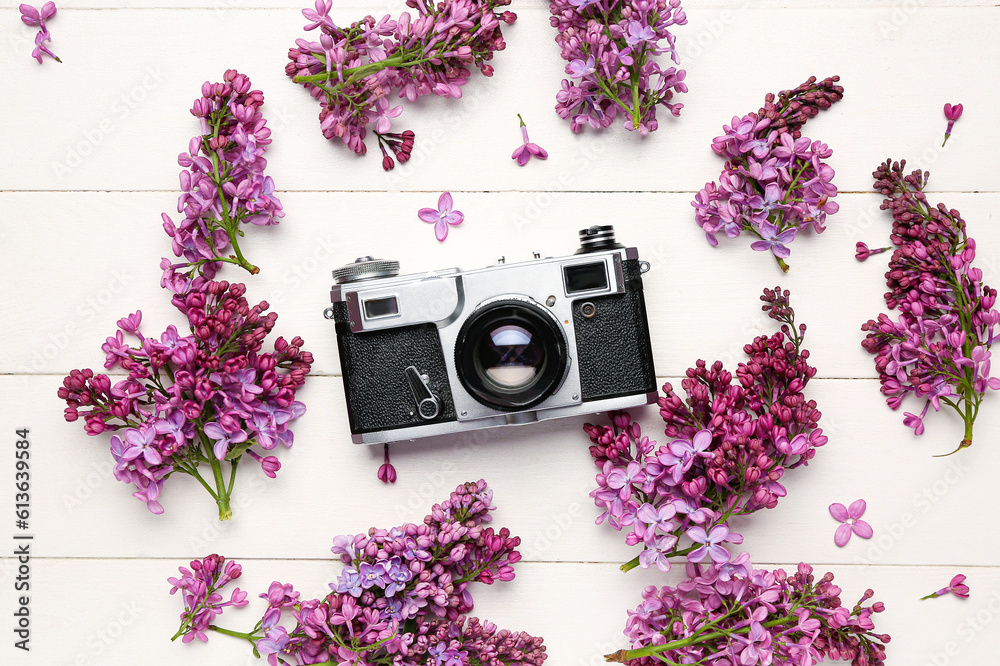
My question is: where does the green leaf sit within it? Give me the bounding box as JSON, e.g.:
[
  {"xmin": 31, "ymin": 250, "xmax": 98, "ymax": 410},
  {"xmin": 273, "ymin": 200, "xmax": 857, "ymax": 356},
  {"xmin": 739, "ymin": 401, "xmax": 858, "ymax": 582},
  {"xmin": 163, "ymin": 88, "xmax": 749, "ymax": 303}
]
[{"xmin": 225, "ymin": 441, "xmax": 254, "ymax": 460}]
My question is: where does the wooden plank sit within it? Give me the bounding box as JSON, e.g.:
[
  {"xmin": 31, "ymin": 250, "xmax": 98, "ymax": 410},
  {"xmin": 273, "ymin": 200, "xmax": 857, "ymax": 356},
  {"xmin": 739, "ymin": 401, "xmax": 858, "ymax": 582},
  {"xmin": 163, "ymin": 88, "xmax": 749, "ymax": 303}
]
[
  {"xmin": 2, "ymin": 191, "xmax": 998, "ymax": 380},
  {"xmin": 5, "ymin": 372, "xmax": 998, "ymax": 564},
  {"xmin": 2, "ymin": 3, "xmax": 999, "ymax": 665},
  {"xmin": 0, "ymin": 558, "xmax": 995, "ymax": 664},
  {"xmin": 7, "ymin": 1, "xmax": 997, "ymax": 8},
  {"xmin": 1, "ymin": 7, "xmax": 997, "ymax": 193}
]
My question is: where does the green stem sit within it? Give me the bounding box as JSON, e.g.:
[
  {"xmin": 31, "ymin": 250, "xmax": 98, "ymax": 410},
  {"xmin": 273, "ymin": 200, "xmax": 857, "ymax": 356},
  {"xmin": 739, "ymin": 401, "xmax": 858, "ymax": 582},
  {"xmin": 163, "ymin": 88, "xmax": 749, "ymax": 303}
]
[
  {"xmin": 293, "ymin": 47, "xmax": 430, "ymax": 85},
  {"xmin": 930, "ymin": 245, "xmax": 978, "ymax": 457},
  {"xmin": 207, "ymin": 625, "xmax": 258, "ymax": 645},
  {"xmin": 209, "ymin": 150, "xmax": 257, "ymax": 275},
  {"xmin": 934, "ymin": 408, "xmax": 974, "ymax": 457},
  {"xmin": 227, "ymin": 457, "xmax": 240, "ymax": 496},
  {"xmin": 205, "ymin": 115, "xmax": 257, "ymax": 275},
  {"xmin": 630, "ymin": 67, "xmax": 641, "ymax": 130},
  {"xmin": 176, "ymin": 463, "xmax": 219, "ymax": 500},
  {"xmin": 199, "ymin": 432, "xmax": 233, "ymax": 520},
  {"xmin": 606, "ymin": 614, "xmax": 796, "ymax": 662}
]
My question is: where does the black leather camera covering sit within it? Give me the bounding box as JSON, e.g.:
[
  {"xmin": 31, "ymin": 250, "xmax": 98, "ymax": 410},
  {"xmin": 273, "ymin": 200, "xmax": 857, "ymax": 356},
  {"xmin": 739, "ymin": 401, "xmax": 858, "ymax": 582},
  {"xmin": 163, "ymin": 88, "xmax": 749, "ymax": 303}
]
[
  {"xmin": 572, "ymin": 258, "xmax": 657, "ymax": 401},
  {"xmin": 333, "ymin": 303, "xmax": 457, "ymax": 434}
]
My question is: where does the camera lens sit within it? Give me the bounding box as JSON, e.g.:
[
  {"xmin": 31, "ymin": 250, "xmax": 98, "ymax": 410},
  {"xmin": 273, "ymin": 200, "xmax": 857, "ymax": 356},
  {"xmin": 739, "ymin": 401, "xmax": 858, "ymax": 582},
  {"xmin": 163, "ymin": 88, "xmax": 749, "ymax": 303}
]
[
  {"xmin": 456, "ymin": 300, "xmax": 568, "ymax": 410},
  {"xmin": 479, "ymin": 324, "xmax": 544, "ymax": 389}
]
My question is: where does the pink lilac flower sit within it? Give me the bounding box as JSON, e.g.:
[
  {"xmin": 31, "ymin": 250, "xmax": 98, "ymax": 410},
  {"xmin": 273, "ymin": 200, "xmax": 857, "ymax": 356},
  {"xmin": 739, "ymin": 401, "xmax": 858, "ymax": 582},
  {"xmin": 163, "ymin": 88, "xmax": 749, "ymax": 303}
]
[
  {"xmin": 638, "ymin": 534, "xmax": 679, "ymax": 572},
  {"xmin": 374, "ymin": 97, "xmax": 403, "ymax": 133},
  {"xmin": 30, "ymin": 29, "xmax": 60, "ymax": 63},
  {"xmin": 377, "ymin": 443, "xmax": 397, "ymax": 484},
  {"xmin": 161, "ymin": 69, "xmax": 284, "ymax": 279},
  {"xmin": 286, "ymin": 0, "xmax": 515, "ymax": 169},
  {"xmin": 829, "ymin": 499, "xmax": 873, "ymax": 547},
  {"xmin": 20, "ymin": 3, "xmax": 61, "ymax": 63},
  {"xmin": 246, "ymin": 450, "xmax": 280, "ymax": 478},
  {"xmin": 921, "ymin": 573, "xmax": 970, "ymax": 600},
  {"xmin": 861, "ymin": 159, "xmax": 1000, "ymax": 454},
  {"xmin": 585, "ymin": 287, "xmax": 826, "ymax": 573},
  {"xmin": 168, "ymin": 482, "xmax": 548, "ymax": 666},
  {"xmin": 511, "ymin": 115, "xmax": 548, "ymax": 166},
  {"xmin": 750, "ymin": 221, "xmax": 796, "ymax": 259},
  {"xmin": 302, "ymin": 0, "xmax": 335, "ymax": 31},
  {"xmin": 856, "ymin": 241, "xmax": 890, "ymax": 262},
  {"xmin": 687, "ymin": 524, "xmax": 741, "ymax": 564},
  {"xmin": 203, "ymin": 422, "xmax": 249, "ymax": 461},
  {"xmin": 256, "ymin": 627, "xmax": 291, "ymax": 665},
  {"xmin": 565, "ymin": 55, "xmax": 596, "ymax": 78},
  {"xmin": 19, "ymin": 1, "xmax": 56, "ymax": 27},
  {"xmin": 59, "ymin": 72, "xmax": 312, "ymax": 520},
  {"xmin": 550, "ymin": 0, "xmax": 688, "ymax": 134},
  {"xmin": 375, "ymin": 129, "xmax": 414, "ymax": 171},
  {"xmin": 122, "ymin": 425, "xmax": 162, "ymax": 465},
  {"xmin": 693, "ymin": 76, "xmax": 844, "ymax": 272},
  {"xmin": 418, "ymin": 192, "xmax": 464, "ymax": 242},
  {"xmin": 613, "ymin": 561, "xmax": 888, "ymax": 665},
  {"xmin": 169, "ymin": 555, "xmax": 248, "ymax": 643},
  {"xmin": 942, "ymin": 103, "xmax": 963, "ymax": 146}
]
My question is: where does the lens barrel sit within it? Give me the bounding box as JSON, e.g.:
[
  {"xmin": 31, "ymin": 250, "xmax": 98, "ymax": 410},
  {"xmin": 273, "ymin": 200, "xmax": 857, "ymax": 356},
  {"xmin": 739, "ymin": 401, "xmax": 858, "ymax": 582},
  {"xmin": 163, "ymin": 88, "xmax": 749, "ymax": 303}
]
[{"xmin": 455, "ymin": 299, "xmax": 568, "ymax": 410}]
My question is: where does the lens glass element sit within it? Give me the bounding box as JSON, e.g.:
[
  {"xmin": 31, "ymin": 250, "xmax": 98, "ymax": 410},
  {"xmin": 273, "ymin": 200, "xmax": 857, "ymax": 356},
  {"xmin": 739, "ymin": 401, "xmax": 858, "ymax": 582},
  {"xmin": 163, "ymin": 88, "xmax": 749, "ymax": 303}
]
[
  {"xmin": 480, "ymin": 324, "xmax": 543, "ymax": 388},
  {"xmin": 456, "ymin": 299, "xmax": 568, "ymax": 411}
]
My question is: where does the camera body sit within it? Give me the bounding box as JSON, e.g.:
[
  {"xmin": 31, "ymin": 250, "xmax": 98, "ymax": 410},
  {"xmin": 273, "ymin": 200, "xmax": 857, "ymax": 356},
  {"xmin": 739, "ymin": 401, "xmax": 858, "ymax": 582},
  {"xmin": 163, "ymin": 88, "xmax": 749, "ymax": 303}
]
[{"xmin": 325, "ymin": 226, "xmax": 657, "ymax": 444}]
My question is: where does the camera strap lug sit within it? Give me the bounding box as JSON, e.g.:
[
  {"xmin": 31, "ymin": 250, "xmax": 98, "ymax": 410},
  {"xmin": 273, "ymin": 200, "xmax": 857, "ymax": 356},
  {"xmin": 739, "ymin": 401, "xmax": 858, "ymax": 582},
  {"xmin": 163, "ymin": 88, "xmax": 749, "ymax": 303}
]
[{"xmin": 404, "ymin": 366, "xmax": 441, "ymax": 420}]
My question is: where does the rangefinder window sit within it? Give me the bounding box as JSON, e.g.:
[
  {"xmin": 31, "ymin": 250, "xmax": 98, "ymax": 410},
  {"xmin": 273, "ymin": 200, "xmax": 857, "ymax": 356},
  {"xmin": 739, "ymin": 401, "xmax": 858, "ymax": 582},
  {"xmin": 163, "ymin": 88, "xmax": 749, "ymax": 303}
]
[
  {"xmin": 363, "ymin": 296, "xmax": 399, "ymax": 319},
  {"xmin": 564, "ymin": 261, "xmax": 608, "ymax": 294}
]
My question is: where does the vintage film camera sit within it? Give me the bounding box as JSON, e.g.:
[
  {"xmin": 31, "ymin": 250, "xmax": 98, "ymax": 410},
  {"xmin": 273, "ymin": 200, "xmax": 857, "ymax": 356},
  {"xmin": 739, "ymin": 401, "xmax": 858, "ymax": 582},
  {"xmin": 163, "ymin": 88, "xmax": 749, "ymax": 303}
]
[{"xmin": 325, "ymin": 225, "xmax": 657, "ymax": 444}]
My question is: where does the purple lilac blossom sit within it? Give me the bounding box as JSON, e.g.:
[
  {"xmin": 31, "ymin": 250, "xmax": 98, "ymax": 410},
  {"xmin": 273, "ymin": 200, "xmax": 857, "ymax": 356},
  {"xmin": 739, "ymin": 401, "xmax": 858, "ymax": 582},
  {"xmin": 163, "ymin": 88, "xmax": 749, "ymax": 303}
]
[
  {"xmin": 418, "ymin": 192, "xmax": 464, "ymax": 242},
  {"xmin": 612, "ymin": 561, "xmax": 889, "ymax": 665},
  {"xmin": 161, "ymin": 69, "xmax": 284, "ymax": 279},
  {"xmin": 942, "ymin": 102, "xmax": 963, "ymax": 146},
  {"xmin": 377, "ymin": 442, "xmax": 397, "ymax": 483},
  {"xmin": 20, "ymin": 3, "xmax": 60, "ymax": 63},
  {"xmin": 585, "ymin": 287, "xmax": 825, "ymax": 573},
  {"xmin": 169, "ymin": 482, "xmax": 547, "ymax": 666},
  {"xmin": 550, "ymin": 0, "xmax": 688, "ymax": 134},
  {"xmin": 30, "ymin": 29, "xmax": 59, "ymax": 63},
  {"xmin": 58, "ymin": 71, "xmax": 313, "ymax": 520},
  {"xmin": 829, "ymin": 499, "xmax": 874, "ymax": 547},
  {"xmin": 693, "ymin": 76, "xmax": 844, "ymax": 272},
  {"xmin": 286, "ymin": 0, "xmax": 515, "ymax": 170},
  {"xmin": 921, "ymin": 573, "xmax": 970, "ymax": 600},
  {"xmin": 168, "ymin": 555, "xmax": 248, "ymax": 643},
  {"xmin": 855, "ymin": 241, "xmax": 890, "ymax": 262},
  {"xmin": 511, "ymin": 115, "xmax": 548, "ymax": 166},
  {"xmin": 861, "ymin": 159, "xmax": 1000, "ymax": 454},
  {"xmin": 19, "ymin": 2, "xmax": 57, "ymax": 27}
]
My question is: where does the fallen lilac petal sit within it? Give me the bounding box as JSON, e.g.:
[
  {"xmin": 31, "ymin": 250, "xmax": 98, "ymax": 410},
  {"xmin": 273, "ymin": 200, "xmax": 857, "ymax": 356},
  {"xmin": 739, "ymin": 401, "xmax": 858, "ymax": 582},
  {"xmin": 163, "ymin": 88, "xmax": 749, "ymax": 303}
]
[
  {"xmin": 834, "ymin": 522, "xmax": 853, "ymax": 547},
  {"xmin": 942, "ymin": 103, "xmax": 964, "ymax": 146},
  {"xmin": 512, "ymin": 115, "xmax": 547, "ymax": 166},
  {"xmin": 418, "ymin": 192, "xmax": 464, "ymax": 242}
]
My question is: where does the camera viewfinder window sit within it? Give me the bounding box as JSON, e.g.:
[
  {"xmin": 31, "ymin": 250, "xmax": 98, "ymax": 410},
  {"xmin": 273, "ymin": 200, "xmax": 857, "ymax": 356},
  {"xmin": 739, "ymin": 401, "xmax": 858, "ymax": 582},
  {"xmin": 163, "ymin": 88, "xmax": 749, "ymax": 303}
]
[
  {"xmin": 363, "ymin": 296, "xmax": 399, "ymax": 319},
  {"xmin": 564, "ymin": 262, "xmax": 609, "ymax": 294}
]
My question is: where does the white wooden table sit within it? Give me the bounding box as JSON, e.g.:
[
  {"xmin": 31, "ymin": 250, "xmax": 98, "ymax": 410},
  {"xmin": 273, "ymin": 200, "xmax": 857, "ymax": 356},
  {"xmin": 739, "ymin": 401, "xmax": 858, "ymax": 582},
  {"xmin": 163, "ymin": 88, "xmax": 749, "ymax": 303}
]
[{"xmin": 2, "ymin": 0, "xmax": 999, "ymax": 663}]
